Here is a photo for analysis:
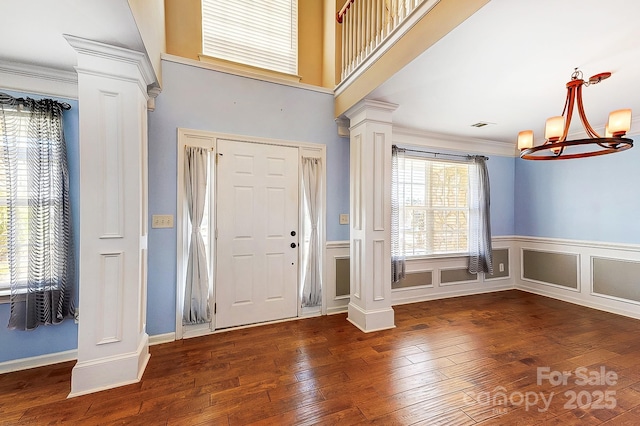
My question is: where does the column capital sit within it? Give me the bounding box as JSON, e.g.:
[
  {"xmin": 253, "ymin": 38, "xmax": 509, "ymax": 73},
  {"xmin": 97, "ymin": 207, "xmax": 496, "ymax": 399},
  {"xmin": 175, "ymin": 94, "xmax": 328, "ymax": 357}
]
[
  {"xmin": 344, "ymin": 99, "xmax": 398, "ymax": 127},
  {"xmin": 64, "ymin": 34, "xmax": 160, "ymax": 100}
]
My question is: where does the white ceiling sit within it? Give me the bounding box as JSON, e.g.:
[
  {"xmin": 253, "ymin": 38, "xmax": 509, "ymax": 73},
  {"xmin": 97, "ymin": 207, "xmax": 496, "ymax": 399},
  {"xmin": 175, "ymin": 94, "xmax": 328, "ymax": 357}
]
[
  {"xmin": 369, "ymin": 0, "xmax": 640, "ymax": 146},
  {"xmin": 0, "ymin": 0, "xmax": 144, "ymax": 72}
]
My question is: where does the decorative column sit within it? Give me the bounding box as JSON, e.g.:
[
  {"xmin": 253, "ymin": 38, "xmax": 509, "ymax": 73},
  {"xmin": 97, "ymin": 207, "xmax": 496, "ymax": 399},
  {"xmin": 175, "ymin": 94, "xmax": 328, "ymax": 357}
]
[
  {"xmin": 65, "ymin": 36, "xmax": 156, "ymax": 397},
  {"xmin": 344, "ymin": 100, "xmax": 397, "ymax": 332}
]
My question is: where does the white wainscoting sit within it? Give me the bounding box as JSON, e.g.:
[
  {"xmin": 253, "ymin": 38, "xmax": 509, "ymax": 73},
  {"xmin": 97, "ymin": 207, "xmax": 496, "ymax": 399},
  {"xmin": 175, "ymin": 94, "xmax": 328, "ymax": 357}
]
[
  {"xmin": 391, "ymin": 237, "xmax": 515, "ymax": 305},
  {"xmin": 325, "ymin": 241, "xmax": 351, "ymax": 314},
  {"xmin": 325, "ymin": 237, "xmax": 516, "ymax": 310},
  {"xmin": 513, "ymin": 236, "xmax": 640, "ymax": 320}
]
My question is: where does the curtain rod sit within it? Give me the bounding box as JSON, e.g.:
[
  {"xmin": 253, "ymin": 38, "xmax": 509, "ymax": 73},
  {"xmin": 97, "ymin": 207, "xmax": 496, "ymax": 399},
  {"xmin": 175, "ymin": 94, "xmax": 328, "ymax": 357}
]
[
  {"xmin": 398, "ymin": 147, "xmax": 488, "ymax": 161},
  {"xmin": 0, "ymin": 92, "xmax": 71, "ymax": 110}
]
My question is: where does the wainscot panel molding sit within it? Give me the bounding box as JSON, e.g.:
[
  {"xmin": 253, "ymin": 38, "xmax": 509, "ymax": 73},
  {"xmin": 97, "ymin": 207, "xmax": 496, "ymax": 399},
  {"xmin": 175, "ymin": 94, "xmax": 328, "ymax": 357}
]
[
  {"xmin": 391, "ymin": 238, "xmax": 515, "ymax": 306},
  {"xmin": 513, "ymin": 236, "xmax": 640, "ymax": 320},
  {"xmin": 325, "ymin": 237, "xmax": 516, "ymax": 308},
  {"xmin": 326, "ymin": 241, "xmax": 350, "ymax": 314},
  {"xmin": 0, "ymin": 60, "xmax": 78, "ymax": 99}
]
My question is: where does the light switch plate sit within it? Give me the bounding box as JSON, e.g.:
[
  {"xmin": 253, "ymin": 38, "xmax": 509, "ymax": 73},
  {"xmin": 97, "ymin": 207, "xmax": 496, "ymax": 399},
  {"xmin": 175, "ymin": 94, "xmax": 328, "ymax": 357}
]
[
  {"xmin": 152, "ymin": 214, "xmax": 174, "ymax": 229},
  {"xmin": 339, "ymin": 214, "xmax": 349, "ymax": 225}
]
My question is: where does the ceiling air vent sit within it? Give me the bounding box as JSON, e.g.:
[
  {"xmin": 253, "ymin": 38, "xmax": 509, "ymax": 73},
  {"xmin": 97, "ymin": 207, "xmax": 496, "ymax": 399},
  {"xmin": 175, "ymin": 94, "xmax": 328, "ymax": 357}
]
[{"xmin": 470, "ymin": 122, "xmax": 493, "ymax": 128}]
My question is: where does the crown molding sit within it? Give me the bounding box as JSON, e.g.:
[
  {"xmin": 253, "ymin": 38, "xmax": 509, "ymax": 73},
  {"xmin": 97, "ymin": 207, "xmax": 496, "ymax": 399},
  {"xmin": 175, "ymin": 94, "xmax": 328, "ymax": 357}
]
[
  {"xmin": 0, "ymin": 60, "xmax": 78, "ymax": 100},
  {"xmin": 393, "ymin": 126, "xmax": 518, "ymax": 157}
]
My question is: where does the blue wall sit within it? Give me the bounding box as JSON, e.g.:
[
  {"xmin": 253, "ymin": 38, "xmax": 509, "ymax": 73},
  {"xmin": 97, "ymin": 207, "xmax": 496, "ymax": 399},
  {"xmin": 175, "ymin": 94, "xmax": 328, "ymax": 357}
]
[
  {"xmin": 515, "ymin": 136, "xmax": 640, "ymax": 244},
  {"xmin": 487, "ymin": 154, "xmax": 515, "ymax": 236},
  {"xmin": 146, "ymin": 60, "xmax": 351, "ymax": 335},
  {"xmin": 0, "ymin": 90, "xmax": 80, "ymax": 363}
]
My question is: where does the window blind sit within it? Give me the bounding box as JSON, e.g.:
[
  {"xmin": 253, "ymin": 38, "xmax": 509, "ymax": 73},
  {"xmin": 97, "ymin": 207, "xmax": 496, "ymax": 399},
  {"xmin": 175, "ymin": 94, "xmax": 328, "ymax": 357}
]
[
  {"xmin": 0, "ymin": 108, "xmax": 30, "ymax": 296},
  {"xmin": 400, "ymin": 157, "xmax": 470, "ymax": 256},
  {"xmin": 202, "ymin": 0, "xmax": 298, "ymax": 75}
]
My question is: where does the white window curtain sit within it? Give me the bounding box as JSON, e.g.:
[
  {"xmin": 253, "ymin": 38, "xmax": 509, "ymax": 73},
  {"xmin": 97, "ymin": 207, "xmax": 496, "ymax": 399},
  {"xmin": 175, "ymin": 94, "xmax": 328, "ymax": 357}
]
[
  {"xmin": 0, "ymin": 93, "xmax": 74, "ymax": 330},
  {"xmin": 301, "ymin": 157, "xmax": 321, "ymax": 307},
  {"xmin": 468, "ymin": 156, "xmax": 493, "ymax": 274},
  {"xmin": 391, "ymin": 146, "xmax": 406, "ymax": 283},
  {"xmin": 183, "ymin": 146, "xmax": 210, "ymax": 324}
]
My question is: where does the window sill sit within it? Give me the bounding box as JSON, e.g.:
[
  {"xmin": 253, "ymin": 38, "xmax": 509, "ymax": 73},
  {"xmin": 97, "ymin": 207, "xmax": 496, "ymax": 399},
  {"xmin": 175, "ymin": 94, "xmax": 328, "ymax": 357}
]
[
  {"xmin": 406, "ymin": 252, "xmax": 469, "ymax": 261},
  {"xmin": 198, "ymin": 54, "xmax": 302, "ymax": 83}
]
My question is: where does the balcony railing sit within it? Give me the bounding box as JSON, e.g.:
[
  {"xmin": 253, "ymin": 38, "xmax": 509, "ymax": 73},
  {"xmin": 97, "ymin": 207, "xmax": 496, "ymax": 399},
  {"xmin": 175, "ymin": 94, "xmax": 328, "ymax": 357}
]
[{"xmin": 337, "ymin": 0, "xmax": 427, "ymax": 81}]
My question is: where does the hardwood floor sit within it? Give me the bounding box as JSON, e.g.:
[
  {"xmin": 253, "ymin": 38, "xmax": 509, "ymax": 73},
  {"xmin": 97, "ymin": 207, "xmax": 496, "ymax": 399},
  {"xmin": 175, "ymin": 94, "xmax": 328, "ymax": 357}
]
[{"xmin": 1, "ymin": 290, "xmax": 639, "ymax": 425}]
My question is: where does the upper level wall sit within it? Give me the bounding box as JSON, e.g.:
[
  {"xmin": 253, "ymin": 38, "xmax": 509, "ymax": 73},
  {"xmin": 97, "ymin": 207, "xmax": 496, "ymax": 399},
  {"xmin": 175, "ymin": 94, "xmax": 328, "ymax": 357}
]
[{"xmin": 164, "ymin": 0, "xmax": 335, "ymax": 88}]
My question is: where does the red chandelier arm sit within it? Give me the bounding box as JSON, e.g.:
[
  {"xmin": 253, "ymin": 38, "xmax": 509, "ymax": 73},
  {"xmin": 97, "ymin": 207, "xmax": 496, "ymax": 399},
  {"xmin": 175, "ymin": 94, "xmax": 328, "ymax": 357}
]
[
  {"xmin": 560, "ymin": 84, "xmax": 577, "ymax": 143},
  {"xmin": 575, "ymin": 84, "xmax": 601, "ymax": 138}
]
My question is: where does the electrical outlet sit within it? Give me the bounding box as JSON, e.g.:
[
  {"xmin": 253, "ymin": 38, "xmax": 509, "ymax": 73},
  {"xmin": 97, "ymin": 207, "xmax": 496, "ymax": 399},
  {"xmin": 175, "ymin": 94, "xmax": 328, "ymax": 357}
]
[
  {"xmin": 339, "ymin": 214, "xmax": 349, "ymax": 225},
  {"xmin": 152, "ymin": 214, "xmax": 174, "ymax": 229},
  {"xmin": 499, "ymin": 263, "xmax": 505, "ymax": 272}
]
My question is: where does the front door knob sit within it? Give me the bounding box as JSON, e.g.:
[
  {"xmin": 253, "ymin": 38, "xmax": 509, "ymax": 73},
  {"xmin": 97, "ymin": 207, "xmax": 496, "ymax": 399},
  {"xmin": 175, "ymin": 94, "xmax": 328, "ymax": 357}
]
[{"xmin": 290, "ymin": 243, "xmax": 297, "ymax": 248}]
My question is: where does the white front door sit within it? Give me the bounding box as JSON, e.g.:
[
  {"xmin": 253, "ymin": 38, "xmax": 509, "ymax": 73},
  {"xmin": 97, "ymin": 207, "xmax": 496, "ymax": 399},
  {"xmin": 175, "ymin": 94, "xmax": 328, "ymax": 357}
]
[{"xmin": 215, "ymin": 139, "xmax": 299, "ymax": 328}]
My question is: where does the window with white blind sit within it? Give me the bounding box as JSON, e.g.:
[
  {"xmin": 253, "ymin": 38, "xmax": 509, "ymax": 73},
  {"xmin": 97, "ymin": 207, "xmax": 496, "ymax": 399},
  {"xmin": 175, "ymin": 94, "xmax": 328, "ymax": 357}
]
[
  {"xmin": 202, "ymin": 0, "xmax": 298, "ymax": 75},
  {"xmin": 399, "ymin": 157, "xmax": 470, "ymax": 256},
  {"xmin": 0, "ymin": 108, "xmax": 35, "ymax": 296}
]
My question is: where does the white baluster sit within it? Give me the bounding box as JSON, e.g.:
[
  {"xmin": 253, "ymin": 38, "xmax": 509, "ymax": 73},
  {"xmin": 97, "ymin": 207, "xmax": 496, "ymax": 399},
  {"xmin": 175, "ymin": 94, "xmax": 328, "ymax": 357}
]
[
  {"xmin": 376, "ymin": 0, "xmax": 382, "ymax": 45},
  {"xmin": 341, "ymin": 8, "xmax": 347, "ymax": 80}
]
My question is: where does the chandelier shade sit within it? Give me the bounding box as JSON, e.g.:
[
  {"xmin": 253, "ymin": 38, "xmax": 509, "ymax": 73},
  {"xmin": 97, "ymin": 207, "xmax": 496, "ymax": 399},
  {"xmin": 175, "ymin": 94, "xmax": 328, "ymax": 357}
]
[{"xmin": 518, "ymin": 69, "xmax": 633, "ymax": 160}]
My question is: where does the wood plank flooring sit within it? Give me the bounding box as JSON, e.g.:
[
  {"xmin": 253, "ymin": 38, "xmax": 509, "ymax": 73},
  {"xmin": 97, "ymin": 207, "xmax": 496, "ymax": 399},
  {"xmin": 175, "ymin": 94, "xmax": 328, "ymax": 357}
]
[{"xmin": 1, "ymin": 290, "xmax": 639, "ymax": 425}]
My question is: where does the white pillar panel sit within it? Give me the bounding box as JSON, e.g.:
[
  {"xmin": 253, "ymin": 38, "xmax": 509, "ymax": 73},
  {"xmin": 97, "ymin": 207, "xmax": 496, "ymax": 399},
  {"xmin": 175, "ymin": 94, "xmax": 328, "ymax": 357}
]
[
  {"xmin": 344, "ymin": 100, "xmax": 397, "ymax": 332},
  {"xmin": 65, "ymin": 36, "xmax": 156, "ymax": 397}
]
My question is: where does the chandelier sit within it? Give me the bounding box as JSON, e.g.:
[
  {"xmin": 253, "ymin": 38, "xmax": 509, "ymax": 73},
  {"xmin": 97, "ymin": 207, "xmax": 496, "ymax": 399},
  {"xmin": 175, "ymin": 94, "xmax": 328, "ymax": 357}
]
[{"xmin": 517, "ymin": 68, "xmax": 633, "ymax": 160}]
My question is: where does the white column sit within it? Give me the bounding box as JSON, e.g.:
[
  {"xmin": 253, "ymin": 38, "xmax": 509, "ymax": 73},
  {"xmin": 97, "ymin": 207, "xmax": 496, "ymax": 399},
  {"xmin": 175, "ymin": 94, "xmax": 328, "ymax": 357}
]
[
  {"xmin": 344, "ymin": 99, "xmax": 397, "ymax": 332},
  {"xmin": 65, "ymin": 36, "xmax": 156, "ymax": 397}
]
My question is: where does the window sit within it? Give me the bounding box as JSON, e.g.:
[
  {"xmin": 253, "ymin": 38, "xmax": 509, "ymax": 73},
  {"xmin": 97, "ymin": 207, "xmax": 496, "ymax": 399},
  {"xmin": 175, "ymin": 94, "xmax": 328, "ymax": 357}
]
[
  {"xmin": 202, "ymin": 0, "xmax": 298, "ymax": 75},
  {"xmin": 399, "ymin": 156, "xmax": 470, "ymax": 256},
  {"xmin": 0, "ymin": 94, "xmax": 74, "ymax": 330},
  {"xmin": 0, "ymin": 107, "xmax": 31, "ymax": 296}
]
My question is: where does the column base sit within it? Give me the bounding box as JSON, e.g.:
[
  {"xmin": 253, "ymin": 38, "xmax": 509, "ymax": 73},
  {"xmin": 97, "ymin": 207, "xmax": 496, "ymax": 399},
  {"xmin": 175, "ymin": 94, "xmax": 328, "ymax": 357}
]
[
  {"xmin": 347, "ymin": 302, "xmax": 395, "ymax": 333},
  {"xmin": 69, "ymin": 333, "xmax": 149, "ymax": 398}
]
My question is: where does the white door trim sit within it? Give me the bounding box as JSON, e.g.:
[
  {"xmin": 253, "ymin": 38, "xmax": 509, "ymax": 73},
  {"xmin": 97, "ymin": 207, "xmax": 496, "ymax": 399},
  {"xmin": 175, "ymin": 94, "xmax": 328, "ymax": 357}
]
[{"xmin": 176, "ymin": 129, "xmax": 327, "ymax": 339}]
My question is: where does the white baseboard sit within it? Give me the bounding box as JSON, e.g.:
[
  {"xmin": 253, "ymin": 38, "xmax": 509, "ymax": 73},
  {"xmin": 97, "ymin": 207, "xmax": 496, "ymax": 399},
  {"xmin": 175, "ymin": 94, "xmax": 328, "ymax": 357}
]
[
  {"xmin": 0, "ymin": 349, "xmax": 77, "ymax": 374},
  {"xmin": 327, "ymin": 305, "xmax": 348, "ymax": 315},
  {"xmin": 149, "ymin": 332, "xmax": 175, "ymax": 346},
  {"xmin": 518, "ymin": 285, "xmax": 640, "ymax": 321},
  {"xmin": 391, "ymin": 284, "xmax": 515, "ymax": 306}
]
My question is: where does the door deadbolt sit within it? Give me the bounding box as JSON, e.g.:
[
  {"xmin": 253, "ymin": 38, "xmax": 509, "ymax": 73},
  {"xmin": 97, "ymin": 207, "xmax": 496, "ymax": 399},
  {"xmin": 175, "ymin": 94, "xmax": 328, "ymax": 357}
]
[{"xmin": 290, "ymin": 231, "xmax": 296, "ymax": 236}]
